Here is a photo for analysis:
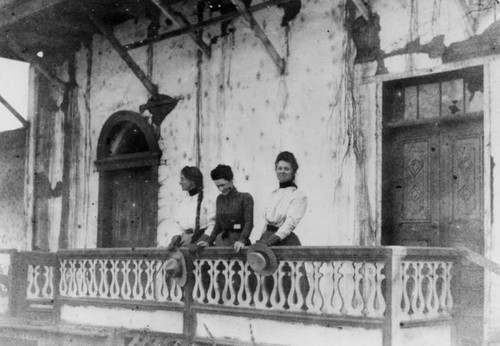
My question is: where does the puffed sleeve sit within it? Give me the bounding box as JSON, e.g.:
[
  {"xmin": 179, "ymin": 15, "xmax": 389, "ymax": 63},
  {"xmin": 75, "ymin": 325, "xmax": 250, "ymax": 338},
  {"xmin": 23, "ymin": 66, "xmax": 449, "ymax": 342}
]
[
  {"xmin": 275, "ymin": 190, "xmax": 307, "ymax": 240},
  {"xmin": 208, "ymin": 195, "xmax": 223, "ymax": 245},
  {"xmin": 204, "ymin": 198, "xmax": 216, "ymax": 235},
  {"xmin": 239, "ymin": 193, "xmax": 254, "ymax": 243}
]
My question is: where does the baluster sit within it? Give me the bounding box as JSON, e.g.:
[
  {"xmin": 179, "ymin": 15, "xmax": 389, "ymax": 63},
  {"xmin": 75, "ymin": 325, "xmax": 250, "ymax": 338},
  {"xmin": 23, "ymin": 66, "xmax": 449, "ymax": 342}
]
[
  {"xmin": 339, "ymin": 261, "xmax": 355, "ymax": 315},
  {"xmin": 79, "ymin": 260, "xmax": 89, "ymax": 297},
  {"xmin": 121, "ymin": 259, "xmax": 132, "ymax": 300},
  {"xmin": 288, "ymin": 261, "xmax": 304, "ymax": 312},
  {"xmin": 269, "ymin": 262, "xmax": 287, "ymax": 310},
  {"xmin": 26, "ymin": 265, "xmax": 36, "ymax": 299},
  {"xmin": 59, "ymin": 260, "xmax": 68, "ymax": 296},
  {"xmin": 144, "ymin": 260, "xmax": 156, "ymax": 300},
  {"xmin": 131, "ymin": 259, "xmax": 143, "ymax": 300},
  {"xmin": 41, "ymin": 266, "xmax": 54, "ymax": 299},
  {"xmin": 68, "ymin": 260, "xmax": 78, "ymax": 297},
  {"xmin": 220, "ymin": 260, "xmax": 230, "ymax": 305},
  {"xmin": 374, "ymin": 262, "xmax": 386, "ymax": 317},
  {"xmin": 155, "ymin": 260, "xmax": 167, "ymax": 302},
  {"xmin": 206, "ymin": 260, "xmax": 219, "ymax": 304},
  {"xmin": 350, "ymin": 262, "xmax": 364, "ymax": 316},
  {"xmin": 237, "ymin": 260, "xmax": 252, "ymax": 308},
  {"xmin": 225, "ymin": 260, "xmax": 237, "ymax": 306},
  {"xmin": 330, "ymin": 261, "xmax": 343, "ymax": 315},
  {"xmin": 98, "ymin": 259, "xmax": 109, "ymax": 298},
  {"xmin": 253, "ymin": 269, "xmax": 268, "ymax": 309},
  {"xmin": 427, "ymin": 262, "xmax": 439, "ymax": 317},
  {"xmin": 400, "ymin": 262, "xmax": 411, "ymax": 318},
  {"xmin": 317, "ymin": 261, "xmax": 333, "ymax": 313},
  {"xmin": 87, "ymin": 260, "xmax": 98, "ymax": 298},
  {"xmin": 362, "ymin": 262, "xmax": 377, "ymax": 317},
  {"xmin": 444, "ymin": 262, "xmax": 453, "ymax": 312},
  {"xmin": 192, "ymin": 260, "xmax": 203, "ymax": 303},
  {"xmin": 412, "ymin": 262, "xmax": 425, "ymax": 319}
]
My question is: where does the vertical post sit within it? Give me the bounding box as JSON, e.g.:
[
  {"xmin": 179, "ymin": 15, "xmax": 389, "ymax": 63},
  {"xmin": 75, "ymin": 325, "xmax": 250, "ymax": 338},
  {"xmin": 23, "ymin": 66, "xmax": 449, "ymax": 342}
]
[
  {"xmin": 383, "ymin": 247, "xmax": 405, "ymax": 346},
  {"xmin": 181, "ymin": 249, "xmax": 196, "ymax": 343}
]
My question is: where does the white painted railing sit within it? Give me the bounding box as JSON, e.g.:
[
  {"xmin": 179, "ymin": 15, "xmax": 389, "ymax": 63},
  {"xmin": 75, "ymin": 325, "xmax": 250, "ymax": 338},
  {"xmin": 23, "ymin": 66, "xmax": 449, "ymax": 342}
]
[
  {"xmin": 26, "ymin": 264, "xmax": 54, "ymax": 300},
  {"xmin": 193, "ymin": 258, "xmax": 386, "ymax": 317},
  {"xmin": 400, "ymin": 260, "xmax": 453, "ymax": 321},
  {"xmin": 58, "ymin": 251, "xmax": 183, "ymax": 304}
]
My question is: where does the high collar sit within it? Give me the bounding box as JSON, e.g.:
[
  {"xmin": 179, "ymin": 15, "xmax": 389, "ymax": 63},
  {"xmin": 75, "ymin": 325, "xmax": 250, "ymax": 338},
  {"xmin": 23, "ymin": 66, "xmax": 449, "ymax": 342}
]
[
  {"xmin": 279, "ymin": 181, "xmax": 297, "ymax": 189},
  {"xmin": 222, "ymin": 187, "xmax": 238, "ymax": 198}
]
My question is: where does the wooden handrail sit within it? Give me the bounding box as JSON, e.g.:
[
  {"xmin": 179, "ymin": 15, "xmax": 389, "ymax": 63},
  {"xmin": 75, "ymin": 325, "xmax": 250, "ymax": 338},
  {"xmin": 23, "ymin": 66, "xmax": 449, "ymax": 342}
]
[{"xmin": 456, "ymin": 246, "xmax": 500, "ymax": 276}]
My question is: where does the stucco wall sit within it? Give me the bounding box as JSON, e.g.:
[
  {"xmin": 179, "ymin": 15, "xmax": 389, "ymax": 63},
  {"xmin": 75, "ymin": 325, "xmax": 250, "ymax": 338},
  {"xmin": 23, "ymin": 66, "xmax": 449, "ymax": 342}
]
[{"xmin": 64, "ymin": 0, "xmax": 373, "ymax": 248}]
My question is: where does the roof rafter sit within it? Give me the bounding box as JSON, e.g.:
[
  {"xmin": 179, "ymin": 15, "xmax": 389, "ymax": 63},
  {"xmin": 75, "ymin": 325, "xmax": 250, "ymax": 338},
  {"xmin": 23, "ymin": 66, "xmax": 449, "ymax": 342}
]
[
  {"xmin": 0, "ymin": 93, "xmax": 28, "ymax": 127},
  {"xmin": 0, "ymin": 0, "xmax": 65, "ymax": 29},
  {"xmin": 351, "ymin": 0, "xmax": 370, "ymax": 21},
  {"xmin": 6, "ymin": 37, "xmax": 67, "ymax": 90},
  {"xmin": 229, "ymin": 0, "xmax": 285, "ymax": 74},
  {"xmin": 88, "ymin": 13, "xmax": 158, "ymax": 97},
  {"xmin": 150, "ymin": 0, "xmax": 211, "ymax": 58}
]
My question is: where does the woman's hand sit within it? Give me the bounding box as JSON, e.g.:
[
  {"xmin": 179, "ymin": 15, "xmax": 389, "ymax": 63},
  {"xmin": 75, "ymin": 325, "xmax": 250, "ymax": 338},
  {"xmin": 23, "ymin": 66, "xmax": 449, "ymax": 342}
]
[
  {"xmin": 197, "ymin": 240, "xmax": 209, "ymax": 248},
  {"xmin": 233, "ymin": 241, "xmax": 245, "ymax": 253}
]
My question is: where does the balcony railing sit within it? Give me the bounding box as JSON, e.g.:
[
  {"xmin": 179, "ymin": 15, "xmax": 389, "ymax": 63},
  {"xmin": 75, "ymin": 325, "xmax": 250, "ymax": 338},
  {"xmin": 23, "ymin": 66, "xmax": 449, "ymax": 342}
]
[{"xmin": 1, "ymin": 246, "xmax": 458, "ymax": 346}]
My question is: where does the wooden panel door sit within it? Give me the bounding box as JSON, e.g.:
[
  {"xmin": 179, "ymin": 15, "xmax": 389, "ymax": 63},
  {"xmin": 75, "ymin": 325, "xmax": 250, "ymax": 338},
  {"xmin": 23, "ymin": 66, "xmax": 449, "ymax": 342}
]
[
  {"xmin": 102, "ymin": 166, "xmax": 156, "ymax": 248},
  {"xmin": 383, "ymin": 118, "xmax": 484, "ymax": 345}
]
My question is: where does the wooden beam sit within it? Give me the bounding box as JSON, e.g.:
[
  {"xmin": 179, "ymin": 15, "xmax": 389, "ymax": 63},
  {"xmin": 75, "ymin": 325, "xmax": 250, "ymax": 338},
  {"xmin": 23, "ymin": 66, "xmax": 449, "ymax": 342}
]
[
  {"xmin": 229, "ymin": 0, "xmax": 285, "ymax": 74},
  {"xmin": 150, "ymin": 0, "xmax": 211, "ymax": 58},
  {"xmin": 125, "ymin": 0, "xmax": 291, "ymax": 50},
  {"xmin": 456, "ymin": 246, "xmax": 500, "ymax": 276},
  {"xmin": 88, "ymin": 13, "xmax": 158, "ymax": 97},
  {"xmin": 0, "ymin": 93, "xmax": 28, "ymax": 127},
  {"xmin": 6, "ymin": 37, "xmax": 67, "ymax": 90},
  {"xmin": 351, "ymin": 0, "xmax": 370, "ymax": 21},
  {"xmin": 0, "ymin": 0, "xmax": 65, "ymax": 29}
]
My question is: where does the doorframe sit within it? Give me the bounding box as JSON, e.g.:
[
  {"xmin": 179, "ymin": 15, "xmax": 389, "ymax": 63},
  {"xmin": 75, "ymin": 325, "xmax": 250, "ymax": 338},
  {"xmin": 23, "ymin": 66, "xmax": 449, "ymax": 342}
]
[
  {"xmin": 364, "ymin": 55, "xmax": 494, "ymax": 343},
  {"xmin": 95, "ymin": 110, "xmax": 161, "ymax": 248}
]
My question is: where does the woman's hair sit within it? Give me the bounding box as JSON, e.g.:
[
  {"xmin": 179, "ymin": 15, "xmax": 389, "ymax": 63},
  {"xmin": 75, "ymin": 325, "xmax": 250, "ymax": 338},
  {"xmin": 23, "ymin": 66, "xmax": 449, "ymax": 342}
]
[
  {"xmin": 181, "ymin": 166, "xmax": 204, "ymax": 235},
  {"xmin": 181, "ymin": 166, "xmax": 204, "ymax": 190},
  {"xmin": 210, "ymin": 164, "xmax": 234, "ymax": 181},
  {"xmin": 275, "ymin": 151, "xmax": 299, "ymax": 173}
]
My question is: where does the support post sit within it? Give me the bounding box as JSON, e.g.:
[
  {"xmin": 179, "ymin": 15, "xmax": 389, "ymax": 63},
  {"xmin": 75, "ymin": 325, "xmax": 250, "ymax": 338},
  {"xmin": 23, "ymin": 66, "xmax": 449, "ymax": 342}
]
[
  {"xmin": 229, "ymin": 0, "xmax": 285, "ymax": 74},
  {"xmin": 150, "ymin": 0, "xmax": 211, "ymax": 58},
  {"xmin": 383, "ymin": 247, "xmax": 405, "ymax": 346},
  {"xmin": 88, "ymin": 14, "xmax": 159, "ymax": 97}
]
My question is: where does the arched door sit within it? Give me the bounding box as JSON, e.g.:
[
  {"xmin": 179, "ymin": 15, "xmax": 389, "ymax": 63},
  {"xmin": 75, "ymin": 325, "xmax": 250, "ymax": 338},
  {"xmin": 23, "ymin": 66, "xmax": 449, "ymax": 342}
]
[{"xmin": 96, "ymin": 111, "xmax": 160, "ymax": 248}]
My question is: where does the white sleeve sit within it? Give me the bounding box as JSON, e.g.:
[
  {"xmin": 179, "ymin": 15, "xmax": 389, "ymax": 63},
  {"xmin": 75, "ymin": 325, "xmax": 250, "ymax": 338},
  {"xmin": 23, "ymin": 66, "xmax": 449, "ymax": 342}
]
[
  {"xmin": 204, "ymin": 198, "xmax": 216, "ymax": 235},
  {"xmin": 275, "ymin": 192, "xmax": 308, "ymax": 240}
]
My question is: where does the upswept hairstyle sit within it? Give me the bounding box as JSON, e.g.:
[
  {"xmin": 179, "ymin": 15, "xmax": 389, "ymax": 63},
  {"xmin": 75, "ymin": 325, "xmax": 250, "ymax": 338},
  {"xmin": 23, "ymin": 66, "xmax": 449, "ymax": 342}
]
[
  {"xmin": 210, "ymin": 164, "xmax": 234, "ymax": 181},
  {"xmin": 275, "ymin": 151, "xmax": 299, "ymax": 173}
]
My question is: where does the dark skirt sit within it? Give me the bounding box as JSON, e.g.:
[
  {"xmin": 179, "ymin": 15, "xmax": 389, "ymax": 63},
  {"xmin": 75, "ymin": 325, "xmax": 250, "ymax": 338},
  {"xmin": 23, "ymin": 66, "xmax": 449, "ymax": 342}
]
[
  {"xmin": 260, "ymin": 229, "xmax": 301, "ymax": 246},
  {"xmin": 214, "ymin": 231, "xmax": 251, "ymax": 246}
]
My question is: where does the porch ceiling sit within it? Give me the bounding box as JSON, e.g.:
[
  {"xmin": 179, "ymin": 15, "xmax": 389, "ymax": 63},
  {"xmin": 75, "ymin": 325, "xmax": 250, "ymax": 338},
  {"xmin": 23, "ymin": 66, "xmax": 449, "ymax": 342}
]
[{"xmin": 0, "ymin": 0, "xmax": 185, "ymax": 62}]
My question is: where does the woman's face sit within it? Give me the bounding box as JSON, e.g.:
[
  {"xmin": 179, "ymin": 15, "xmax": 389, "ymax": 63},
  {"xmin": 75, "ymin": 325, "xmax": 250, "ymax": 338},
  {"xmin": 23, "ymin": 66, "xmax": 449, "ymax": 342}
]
[
  {"xmin": 180, "ymin": 173, "xmax": 195, "ymax": 191},
  {"xmin": 275, "ymin": 160, "xmax": 294, "ymax": 183},
  {"xmin": 213, "ymin": 178, "xmax": 233, "ymax": 195}
]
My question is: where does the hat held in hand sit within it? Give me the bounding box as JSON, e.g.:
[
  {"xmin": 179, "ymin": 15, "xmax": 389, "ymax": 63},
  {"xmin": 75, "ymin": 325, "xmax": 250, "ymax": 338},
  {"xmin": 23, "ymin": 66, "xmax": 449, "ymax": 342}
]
[
  {"xmin": 246, "ymin": 243, "xmax": 279, "ymax": 276},
  {"xmin": 164, "ymin": 250, "xmax": 187, "ymax": 287}
]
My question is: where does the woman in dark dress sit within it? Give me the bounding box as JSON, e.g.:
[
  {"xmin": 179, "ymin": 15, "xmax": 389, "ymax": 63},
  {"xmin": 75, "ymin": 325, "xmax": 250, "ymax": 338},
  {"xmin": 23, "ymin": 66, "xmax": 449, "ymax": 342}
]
[{"xmin": 198, "ymin": 164, "xmax": 254, "ymax": 252}]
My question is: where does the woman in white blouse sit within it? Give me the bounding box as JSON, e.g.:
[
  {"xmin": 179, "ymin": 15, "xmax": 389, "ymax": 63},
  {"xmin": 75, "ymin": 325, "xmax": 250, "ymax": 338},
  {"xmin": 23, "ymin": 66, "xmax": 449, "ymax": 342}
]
[
  {"xmin": 258, "ymin": 151, "xmax": 307, "ymax": 246},
  {"xmin": 167, "ymin": 166, "xmax": 215, "ymax": 250}
]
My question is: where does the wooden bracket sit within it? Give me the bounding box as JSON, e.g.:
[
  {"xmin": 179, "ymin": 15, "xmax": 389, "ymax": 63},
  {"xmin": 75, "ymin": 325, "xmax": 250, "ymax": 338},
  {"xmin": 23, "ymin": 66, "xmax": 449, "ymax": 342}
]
[
  {"xmin": 6, "ymin": 37, "xmax": 67, "ymax": 90},
  {"xmin": 351, "ymin": 0, "xmax": 371, "ymax": 21},
  {"xmin": 229, "ymin": 0, "xmax": 285, "ymax": 74},
  {"xmin": 89, "ymin": 13, "xmax": 159, "ymax": 97},
  {"xmin": 150, "ymin": 0, "xmax": 211, "ymax": 58},
  {"xmin": 0, "ymin": 93, "xmax": 28, "ymax": 127}
]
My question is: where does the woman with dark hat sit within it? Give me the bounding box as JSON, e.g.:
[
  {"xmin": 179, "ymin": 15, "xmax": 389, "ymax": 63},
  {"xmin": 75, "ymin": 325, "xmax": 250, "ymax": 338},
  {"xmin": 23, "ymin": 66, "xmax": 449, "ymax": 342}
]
[
  {"xmin": 167, "ymin": 166, "xmax": 215, "ymax": 250},
  {"xmin": 258, "ymin": 151, "xmax": 307, "ymax": 246},
  {"xmin": 198, "ymin": 164, "xmax": 254, "ymax": 252}
]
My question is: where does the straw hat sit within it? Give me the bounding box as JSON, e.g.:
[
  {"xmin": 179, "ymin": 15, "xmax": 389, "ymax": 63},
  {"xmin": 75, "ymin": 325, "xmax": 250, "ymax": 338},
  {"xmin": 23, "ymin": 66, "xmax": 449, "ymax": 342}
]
[
  {"xmin": 246, "ymin": 243, "xmax": 279, "ymax": 276},
  {"xmin": 164, "ymin": 250, "xmax": 187, "ymax": 287}
]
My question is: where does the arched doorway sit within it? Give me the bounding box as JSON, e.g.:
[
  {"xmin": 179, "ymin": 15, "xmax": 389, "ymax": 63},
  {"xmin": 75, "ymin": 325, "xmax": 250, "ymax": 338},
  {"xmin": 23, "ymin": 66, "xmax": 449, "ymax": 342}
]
[{"xmin": 96, "ymin": 111, "xmax": 160, "ymax": 248}]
